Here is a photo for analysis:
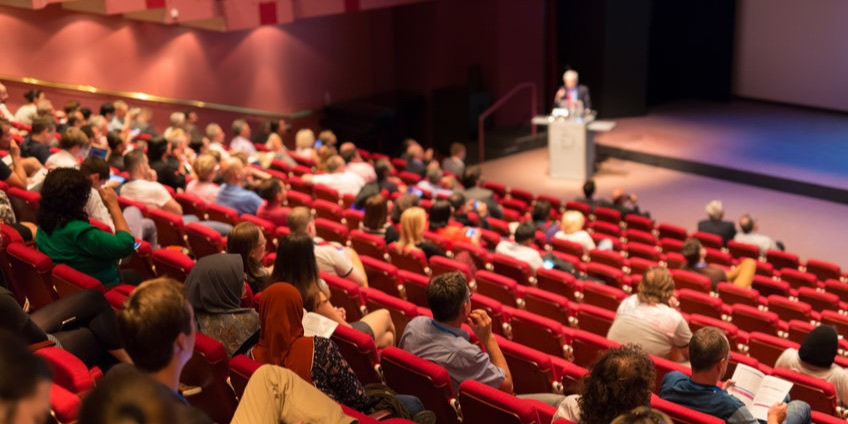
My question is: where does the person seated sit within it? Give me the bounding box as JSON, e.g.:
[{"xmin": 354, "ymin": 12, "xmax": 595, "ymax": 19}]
[
  {"xmin": 121, "ymin": 149, "xmax": 232, "ymax": 236},
  {"xmin": 611, "ymin": 407, "xmax": 673, "ymax": 424},
  {"xmin": 735, "ymin": 214, "xmax": 781, "ymax": 255},
  {"xmin": 0, "ymin": 119, "xmax": 33, "ymax": 189},
  {"xmin": 303, "ymin": 155, "xmax": 365, "ymax": 197},
  {"xmin": 45, "ymin": 127, "xmax": 87, "ymax": 170},
  {"xmin": 531, "ymin": 200, "xmax": 560, "ymax": 242},
  {"xmin": 607, "ymin": 267, "xmax": 691, "ymax": 363},
  {"xmin": 698, "ymin": 200, "xmax": 736, "ymax": 246},
  {"xmin": 20, "ymin": 117, "xmax": 54, "ymax": 165},
  {"xmin": 318, "ymin": 130, "xmax": 338, "ymax": 149},
  {"xmin": 255, "ymin": 178, "xmax": 290, "ymax": 227},
  {"xmin": 0, "ymin": 83, "xmax": 11, "ymax": 121},
  {"xmin": 294, "ymin": 128, "xmax": 316, "ymax": 159},
  {"xmin": 428, "ymin": 199, "xmax": 481, "ymax": 246},
  {"xmin": 605, "ymin": 188, "xmax": 650, "ymax": 218},
  {"xmin": 441, "ymin": 142, "xmax": 466, "ymax": 177},
  {"xmin": 0, "ymin": 330, "xmax": 53, "ymax": 424},
  {"xmin": 496, "ymin": 220, "xmax": 545, "ymax": 272},
  {"xmin": 458, "ymin": 166, "xmax": 503, "ymax": 219},
  {"xmin": 184, "ymin": 253, "xmax": 259, "ymax": 357},
  {"xmin": 105, "ymin": 130, "xmax": 127, "ymax": 171},
  {"xmin": 107, "ymin": 100, "xmax": 129, "ymax": 132},
  {"xmin": 340, "ymin": 142, "xmax": 375, "ymax": 183},
  {"xmin": 776, "ymin": 325, "xmax": 848, "ymax": 407},
  {"xmin": 553, "ymin": 344, "xmax": 655, "ymax": 423},
  {"xmin": 395, "ymin": 206, "xmax": 446, "ymax": 260},
  {"xmin": 391, "ymin": 193, "xmax": 420, "ymax": 224},
  {"xmin": 229, "ymin": 119, "xmax": 256, "ymax": 155},
  {"xmin": 353, "ymin": 158, "xmax": 401, "ymax": 209},
  {"xmin": 270, "ymin": 233, "xmax": 396, "ymax": 348},
  {"xmin": 681, "ymin": 238, "xmax": 756, "ymax": 290},
  {"xmin": 0, "ymin": 286, "xmax": 131, "ymax": 368},
  {"xmin": 204, "ymin": 122, "xmax": 230, "ymax": 160},
  {"xmin": 36, "ymin": 168, "xmax": 139, "ymax": 287},
  {"xmin": 448, "ymin": 192, "xmax": 490, "ymax": 230},
  {"xmin": 252, "ymin": 283, "xmax": 428, "ymax": 419},
  {"xmin": 402, "ymin": 140, "xmax": 433, "ymax": 178},
  {"xmin": 185, "ymin": 153, "xmax": 220, "ymax": 204},
  {"xmin": 13, "ymin": 89, "xmax": 45, "ymax": 124},
  {"xmin": 660, "ymin": 326, "xmax": 811, "ymax": 424},
  {"xmin": 147, "ymin": 135, "xmax": 187, "ymax": 191},
  {"xmin": 264, "ymin": 132, "xmax": 297, "ymax": 167},
  {"xmin": 81, "ymin": 157, "xmax": 157, "ymax": 248},
  {"xmin": 287, "ymin": 206, "xmax": 368, "ymax": 287},
  {"xmin": 216, "ymin": 158, "xmax": 263, "ymax": 215},
  {"xmin": 417, "ymin": 168, "xmax": 453, "ymax": 198},
  {"xmin": 553, "ymin": 210, "xmax": 595, "ymax": 253},
  {"xmin": 227, "ymin": 222, "xmax": 271, "ymax": 293},
  {"xmin": 360, "ymin": 194, "xmax": 399, "ymax": 245}
]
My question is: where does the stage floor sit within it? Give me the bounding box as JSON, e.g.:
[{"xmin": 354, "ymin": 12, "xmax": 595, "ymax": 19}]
[{"xmin": 594, "ymin": 100, "xmax": 848, "ymax": 192}]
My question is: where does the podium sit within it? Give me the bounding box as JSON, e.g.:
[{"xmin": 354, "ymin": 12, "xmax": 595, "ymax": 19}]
[{"xmin": 532, "ymin": 115, "xmax": 615, "ymax": 180}]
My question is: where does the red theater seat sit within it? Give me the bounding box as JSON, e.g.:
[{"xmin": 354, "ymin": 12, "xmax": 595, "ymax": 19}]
[
  {"xmin": 147, "ymin": 208, "xmax": 189, "ymax": 250},
  {"xmin": 728, "ymin": 240, "xmax": 760, "ymax": 259},
  {"xmin": 361, "ymin": 256, "xmax": 405, "ymax": 300},
  {"xmin": 458, "ymin": 379, "xmax": 539, "ymax": 424},
  {"xmin": 692, "ymin": 232, "xmax": 723, "ymax": 250},
  {"xmin": 766, "ymin": 250, "xmax": 800, "ymax": 272},
  {"xmin": 185, "ymin": 222, "xmax": 226, "ymax": 259},
  {"xmin": 181, "ymin": 334, "xmax": 238, "ymax": 424},
  {"xmin": 388, "ymin": 242, "xmax": 430, "ymax": 276},
  {"xmin": 205, "ymin": 203, "xmax": 240, "ymax": 226},
  {"xmin": 331, "ymin": 324, "xmax": 383, "ymax": 385},
  {"xmin": 497, "ymin": 336, "xmax": 562, "ymax": 395},
  {"xmin": 322, "ymin": 272, "xmax": 364, "ymax": 322},
  {"xmin": 380, "ymin": 347, "xmax": 460, "ymax": 424},
  {"xmin": 470, "ymin": 293, "xmax": 511, "ymax": 337},
  {"xmin": 671, "ymin": 269, "xmax": 712, "ymax": 293},
  {"xmin": 7, "ymin": 187, "xmax": 40, "ymax": 223},
  {"xmin": 151, "ymin": 249, "xmax": 195, "ymax": 282},
  {"xmin": 805, "ymin": 259, "xmax": 842, "ymax": 283},
  {"xmin": 475, "ymin": 270, "xmax": 523, "ymax": 308},
  {"xmin": 399, "ymin": 270, "xmax": 429, "ymax": 308},
  {"xmin": 508, "ymin": 308, "xmax": 572, "ymax": 359},
  {"xmin": 522, "ymin": 286, "xmax": 573, "ymax": 323},
  {"xmin": 748, "ymin": 332, "xmax": 798, "ymax": 367},
  {"xmin": 492, "ymin": 253, "xmax": 536, "ymax": 286},
  {"xmin": 314, "ymin": 217, "xmax": 349, "ymax": 245},
  {"xmin": 6, "ymin": 242, "xmax": 57, "ymax": 311},
  {"xmin": 772, "ymin": 367, "xmax": 839, "ymax": 416},
  {"xmin": 536, "ymin": 267, "xmax": 581, "ymax": 302},
  {"xmin": 429, "ymin": 255, "xmax": 473, "ymax": 282},
  {"xmin": 581, "ymin": 281, "xmax": 627, "ymax": 312},
  {"xmin": 570, "ymin": 329, "xmax": 620, "ymax": 368},
  {"xmin": 677, "ymin": 289, "xmax": 726, "ymax": 320},
  {"xmin": 651, "ymin": 396, "xmax": 723, "ymax": 424},
  {"xmin": 657, "ymin": 223, "xmax": 687, "ymax": 241},
  {"xmin": 362, "ymin": 288, "xmax": 418, "ymax": 336},
  {"xmin": 350, "ymin": 230, "xmax": 388, "ymax": 260},
  {"xmin": 717, "ymin": 282, "xmax": 762, "ymax": 308},
  {"xmin": 730, "ymin": 304, "xmax": 781, "ymax": 336}
]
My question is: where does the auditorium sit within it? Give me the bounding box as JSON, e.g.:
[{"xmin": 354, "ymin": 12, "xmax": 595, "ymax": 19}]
[{"xmin": 1, "ymin": 0, "xmax": 847, "ymax": 423}]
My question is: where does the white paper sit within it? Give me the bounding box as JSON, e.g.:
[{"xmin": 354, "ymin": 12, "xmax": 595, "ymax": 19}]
[
  {"xmin": 728, "ymin": 364, "xmax": 793, "ymax": 421},
  {"xmin": 302, "ymin": 311, "xmax": 338, "ymax": 338}
]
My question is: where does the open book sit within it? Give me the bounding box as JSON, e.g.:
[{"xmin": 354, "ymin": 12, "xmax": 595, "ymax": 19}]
[
  {"xmin": 302, "ymin": 311, "xmax": 339, "ymax": 338},
  {"xmin": 728, "ymin": 364, "xmax": 793, "ymax": 421}
]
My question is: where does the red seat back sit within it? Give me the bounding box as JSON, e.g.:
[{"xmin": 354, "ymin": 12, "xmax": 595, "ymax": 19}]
[
  {"xmin": 536, "ymin": 268, "xmax": 581, "ymax": 302},
  {"xmin": 508, "ymin": 308, "xmax": 571, "ymax": 359},
  {"xmin": 7, "ymin": 187, "xmax": 41, "ymax": 223},
  {"xmin": 586, "ymin": 262, "xmax": 629, "ymax": 290},
  {"xmin": 174, "ymin": 193, "xmax": 207, "ymax": 218},
  {"xmin": 349, "ymin": 230, "xmax": 388, "ymax": 260},
  {"xmin": 497, "ymin": 336, "xmax": 560, "ymax": 395},
  {"xmin": 429, "ymin": 255, "xmax": 473, "ymax": 283},
  {"xmin": 671, "ymin": 269, "xmax": 712, "ymax": 293},
  {"xmin": 657, "ymin": 223, "xmax": 687, "ymax": 241},
  {"xmin": 388, "ymin": 243, "xmax": 430, "ymax": 275},
  {"xmin": 752, "ymin": 275, "xmax": 791, "ymax": 297},
  {"xmin": 458, "ymin": 379, "xmax": 539, "ymax": 424},
  {"xmin": 147, "ymin": 209, "xmax": 189, "ymax": 249},
  {"xmin": 626, "ymin": 241, "xmax": 661, "ymax": 261},
  {"xmin": 805, "ymin": 259, "xmax": 841, "ymax": 283},
  {"xmin": 181, "ymin": 333, "xmax": 238, "ymax": 424},
  {"xmin": 727, "ymin": 240, "xmax": 760, "ymax": 259},
  {"xmin": 205, "ymin": 203, "xmax": 240, "ymax": 226},
  {"xmin": 151, "ymin": 249, "xmax": 195, "ymax": 282},
  {"xmin": 362, "ymin": 288, "xmax": 418, "ymax": 336},
  {"xmin": 780, "ymin": 268, "xmax": 818, "ymax": 290},
  {"xmin": 321, "ymin": 272, "xmax": 364, "ymax": 322},
  {"xmin": 571, "ymin": 329, "xmax": 620, "ymax": 368},
  {"xmin": 625, "ymin": 214, "xmax": 654, "ymax": 233},
  {"xmin": 185, "ymin": 222, "xmax": 226, "ymax": 259},
  {"xmin": 361, "ymin": 256, "xmax": 405, "ymax": 300},
  {"xmin": 522, "ymin": 286, "xmax": 572, "ymax": 324},
  {"xmin": 730, "ymin": 304, "xmax": 780, "ymax": 336},
  {"xmin": 717, "ymin": 282, "xmax": 761, "ymax": 308},
  {"xmin": 552, "ymin": 238, "xmax": 585, "ymax": 257},
  {"xmin": 470, "ymin": 293, "xmax": 510, "ymax": 337},
  {"xmin": 492, "ymin": 253, "xmax": 535, "ymax": 286},
  {"xmin": 475, "ymin": 270, "xmax": 522, "ymax": 308},
  {"xmin": 313, "ymin": 184, "xmax": 341, "ymax": 204},
  {"xmin": 677, "ymin": 289, "xmax": 724, "ymax": 320},
  {"xmin": 285, "ymin": 189, "xmax": 313, "ymax": 208},
  {"xmin": 692, "ymin": 232, "xmax": 723, "ymax": 250},
  {"xmin": 650, "ymin": 396, "xmax": 723, "ymax": 424},
  {"xmin": 593, "ymin": 206, "xmax": 621, "ymax": 225},
  {"xmin": 380, "ymin": 347, "xmax": 460, "ymax": 424},
  {"xmin": 772, "ymin": 367, "xmax": 838, "ymax": 416},
  {"xmin": 51, "ymin": 264, "xmax": 105, "ymax": 298},
  {"xmin": 331, "ymin": 324, "xmax": 383, "ymax": 385},
  {"xmin": 747, "ymin": 332, "xmax": 798, "ymax": 367},
  {"xmin": 574, "ymin": 303, "xmax": 616, "ymax": 336},
  {"xmin": 314, "ymin": 217, "xmax": 349, "ymax": 245},
  {"xmin": 766, "ymin": 295, "xmax": 812, "ymax": 322},
  {"xmin": 766, "ymin": 250, "xmax": 799, "ymax": 272},
  {"xmin": 580, "ymin": 281, "xmax": 627, "ymax": 312},
  {"xmin": 6, "ymin": 243, "xmax": 56, "ymax": 311},
  {"xmin": 399, "ymin": 270, "xmax": 429, "ymax": 308},
  {"xmin": 228, "ymin": 354, "xmax": 262, "ymax": 398}
]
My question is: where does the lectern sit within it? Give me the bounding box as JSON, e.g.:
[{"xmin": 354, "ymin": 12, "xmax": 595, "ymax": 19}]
[{"xmin": 531, "ymin": 114, "xmax": 615, "ymax": 180}]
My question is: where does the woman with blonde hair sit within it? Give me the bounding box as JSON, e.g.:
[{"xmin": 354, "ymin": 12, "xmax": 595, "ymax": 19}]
[
  {"xmin": 294, "ymin": 128, "xmax": 315, "ymax": 158},
  {"xmin": 607, "ymin": 266, "xmax": 692, "ymax": 363},
  {"xmin": 397, "ymin": 207, "xmax": 445, "ymax": 259},
  {"xmin": 553, "ymin": 210, "xmax": 595, "ymax": 253},
  {"xmin": 186, "ymin": 153, "xmax": 220, "ymax": 204}
]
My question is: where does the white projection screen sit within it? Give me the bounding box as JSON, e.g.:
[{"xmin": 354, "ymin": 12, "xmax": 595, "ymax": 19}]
[{"xmin": 734, "ymin": 0, "xmax": 848, "ymax": 112}]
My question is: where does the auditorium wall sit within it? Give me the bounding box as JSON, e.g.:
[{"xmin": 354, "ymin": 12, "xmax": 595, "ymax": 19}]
[{"xmin": 734, "ymin": 0, "xmax": 848, "ymax": 112}]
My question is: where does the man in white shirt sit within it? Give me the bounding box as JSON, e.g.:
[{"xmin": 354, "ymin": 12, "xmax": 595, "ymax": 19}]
[
  {"xmin": 287, "ymin": 206, "xmax": 368, "ymax": 287},
  {"xmin": 205, "ymin": 123, "xmax": 230, "ymax": 160},
  {"xmin": 734, "ymin": 214, "xmax": 779, "ymax": 255},
  {"xmin": 0, "ymin": 83, "xmax": 14, "ymax": 121},
  {"xmin": 229, "ymin": 119, "xmax": 256, "ymax": 155},
  {"xmin": 304, "ymin": 155, "xmax": 365, "ymax": 196},
  {"xmin": 45, "ymin": 127, "xmax": 87, "ymax": 170},
  {"xmin": 495, "ymin": 221, "xmax": 543, "ymax": 272},
  {"xmin": 340, "ymin": 143, "xmax": 375, "ymax": 183}
]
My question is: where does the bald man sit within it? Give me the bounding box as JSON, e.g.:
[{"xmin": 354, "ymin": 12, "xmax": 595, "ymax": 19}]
[{"xmin": 215, "ymin": 158, "xmax": 263, "ymax": 215}]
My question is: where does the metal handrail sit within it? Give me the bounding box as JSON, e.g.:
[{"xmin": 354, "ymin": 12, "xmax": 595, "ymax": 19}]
[{"xmin": 477, "ymin": 81, "xmax": 538, "ymax": 163}]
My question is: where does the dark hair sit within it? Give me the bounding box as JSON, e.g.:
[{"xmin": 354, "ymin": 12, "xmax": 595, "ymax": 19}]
[
  {"xmin": 427, "ymin": 272, "xmax": 469, "ymax": 322},
  {"xmin": 374, "ymin": 158, "xmax": 392, "ymax": 183},
  {"xmin": 447, "ymin": 193, "xmax": 465, "ymax": 211},
  {"xmin": 514, "ymin": 221, "xmax": 536, "ymax": 244},
  {"xmin": 270, "ymin": 233, "xmax": 320, "ymax": 310},
  {"xmin": 461, "ymin": 166, "xmax": 482, "ymax": 188},
  {"xmin": 227, "ymin": 222, "xmax": 268, "ymax": 292},
  {"xmin": 611, "ymin": 407, "xmax": 672, "ymax": 424},
  {"xmin": 0, "ymin": 330, "xmax": 52, "ymax": 415},
  {"xmin": 99, "ymin": 103, "xmax": 115, "ymax": 116},
  {"xmin": 363, "ymin": 194, "xmax": 388, "ymax": 230},
  {"xmin": 30, "ymin": 118, "xmax": 54, "ymax": 135},
  {"xmin": 123, "ymin": 149, "xmax": 147, "ymax": 175},
  {"xmin": 391, "ymin": 194, "xmax": 419, "ymax": 224},
  {"xmin": 63, "ymin": 100, "xmax": 80, "ymax": 114},
  {"xmin": 680, "ymin": 238, "xmax": 702, "ymax": 268},
  {"xmin": 689, "ymin": 326, "xmax": 729, "ymax": 372},
  {"xmin": 257, "ymin": 178, "xmax": 284, "ymax": 201},
  {"xmin": 583, "ymin": 180, "xmax": 596, "ymax": 199},
  {"xmin": 449, "ymin": 142, "xmax": 465, "ymax": 156},
  {"xmin": 146, "ymin": 136, "xmax": 168, "ymax": 162},
  {"xmin": 428, "ymin": 199, "xmax": 452, "ymax": 230},
  {"xmin": 80, "ymin": 107, "xmax": 92, "ymax": 120},
  {"xmin": 37, "ymin": 168, "xmax": 91, "ymax": 234},
  {"xmin": 81, "ymin": 157, "xmax": 110, "ymax": 181},
  {"xmin": 23, "ymin": 89, "xmax": 42, "ymax": 103},
  {"xmin": 577, "ymin": 344, "xmax": 655, "ymax": 424},
  {"xmin": 80, "ymin": 125, "xmax": 95, "ymax": 139},
  {"xmin": 531, "ymin": 200, "xmax": 552, "ymax": 222},
  {"xmin": 340, "ymin": 147, "xmax": 357, "ymax": 164},
  {"xmin": 106, "ymin": 131, "xmax": 123, "ymax": 150},
  {"xmin": 739, "ymin": 214, "xmax": 754, "ymax": 234},
  {"xmin": 117, "ymin": 278, "xmax": 193, "ymax": 373}
]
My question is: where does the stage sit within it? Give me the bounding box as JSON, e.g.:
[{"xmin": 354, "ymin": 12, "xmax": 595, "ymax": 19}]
[{"xmin": 479, "ymin": 100, "xmax": 848, "ymax": 265}]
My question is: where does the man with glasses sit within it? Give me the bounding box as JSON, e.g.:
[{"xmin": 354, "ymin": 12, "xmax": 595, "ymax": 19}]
[{"xmin": 660, "ymin": 326, "xmax": 810, "ymax": 424}]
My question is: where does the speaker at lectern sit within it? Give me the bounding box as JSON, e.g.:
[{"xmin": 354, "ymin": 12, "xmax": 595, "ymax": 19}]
[{"xmin": 531, "ymin": 108, "xmax": 615, "ymax": 181}]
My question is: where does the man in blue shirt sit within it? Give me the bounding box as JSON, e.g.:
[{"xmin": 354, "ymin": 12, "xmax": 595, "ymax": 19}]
[
  {"xmin": 216, "ymin": 158, "xmax": 262, "ymax": 215},
  {"xmin": 660, "ymin": 326, "xmax": 810, "ymax": 424}
]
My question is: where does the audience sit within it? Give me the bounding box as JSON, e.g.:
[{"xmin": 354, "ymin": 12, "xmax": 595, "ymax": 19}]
[
  {"xmin": 304, "ymin": 154, "xmax": 366, "ymax": 196},
  {"xmin": 698, "ymin": 200, "xmax": 737, "ymax": 246},
  {"xmin": 13, "ymin": 88, "xmax": 44, "ymax": 124},
  {"xmin": 0, "ymin": 119, "xmax": 30, "ymax": 189},
  {"xmin": 105, "ymin": 130, "xmax": 127, "ymax": 171},
  {"xmin": 402, "ymin": 140, "xmax": 433, "ymax": 177},
  {"xmin": 36, "ymin": 168, "xmax": 139, "ymax": 286},
  {"xmin": 553, "ymin": 210, "xmax": 595, "ymax": 253},
  {"xmin": 441, "ymin": 142, "xmax": 466, "ymax": 177},
  {"xmin": 230, "ymin": 119, "xmax": 256, "ymax": 155},
  {"xmin": 205, "ymin": 122, "xmax": 231, "ymax": 160},
  {"xmin": 553, "ymin": 344, "xmax": 655, "ymax": 423},
  {"xmin": 45, "ymin": 126, "xmax": 88, "ymax": 169},
  {"xmin": 449, "ymin": 192, "xmax": 490, "ymax": 230},
  {"xmin": 227, "ymin": 221, "xmax": 271, "ymax": 292},
  {"xmin": 607, "ymin": 267, "xmax": 691, "ymax": 363},
  {"xmin": 216, "ymin": 157, "xmax": 263, "ymax": 215},
  {"xmin": 107, "ymin": 100, "xmax": 128, "ymax": 132},
  {"xmin": 184, "ymin": 253, "xmax": 259, "ymax": 357},
  {"xmin": 255, "ymin": 177, "xmax": 290, "ymax": 227},
  {"xmin": 681, "ymin": 238, "xmax": 756, "ymax": 290},
  {"xmin": 21, "ymin": 118, "xmax": 54, "ymax": 165},
  {"xmin": 735, "ymin": 213, "xmax": 781, "ymax": 254},
  {"xmin": 660, "ymin": 326, "xmax": 811, "ymax": 424},
  {"xmin": 361, "ymin": 194, "xmax": 399, "ymax": 244},
  {"xmin": 340, "ymin": 143, "xmax": 376, "ymax": 183},
  {"xmin": 576, "ymin": 179, "xmax": 602, "ymax": 210},
  {"xmin": 185, "ymin": 153, "xmax": 220, "ymax": 204},
  {"xmin": 428, "ymin": 199, "xmax": 480, "ymax": 246},
  {"xmin": 531, "ymin": 200, "xmax": 560, "ymax": 241},
  {"xmin": 397, "ymin": 206, "xmax": 446, "ymax": 259},
  {"xmin": 606, "ymin": 188, "xmax": 650, "ymax": 218},
  {"xmin": 417, "ymin": 167, "xmax": 453, "ymax": 198},
  {"xmin": 0, "ymin": 330, "xmax": 53, "ymax": 424},
  {"xmin": 287, "ymin": 206, "xmax": 368, "ymax": 286},
  {"xmin": 496, "ymin": 221, "xmax": 543, "ymax": 272},
  {"xmin": 0, "ymin": 83, "xmax": 14, "ymax": 121},
  {"xmin": 390, "ymin": 193, "xmax": 420, "ymax": 224},
  {"xmin": 294, "ymin": 128, "xmax": 316, "ymax": 159},
  {"xmin": 459, "ymin": 166, "xmax": 503, "ymax": 219},
  {"xmin": 147, "ymin": 135, "xmax": 187, "ymax": 191},
  {"xmin": 775, "ymin": 325, "xmax": 848, "ymax": 407},
  {"xmin": 353, "ymin": 158, "xmax": 401, "ymax": 209}
]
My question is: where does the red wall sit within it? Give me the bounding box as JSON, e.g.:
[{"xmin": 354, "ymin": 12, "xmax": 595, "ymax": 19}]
[{"xmin": 0, "ymin": 1, "xmax": 545, "ymax": 132}]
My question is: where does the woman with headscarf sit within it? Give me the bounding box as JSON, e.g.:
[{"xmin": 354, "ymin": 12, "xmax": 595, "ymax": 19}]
[
  {"xmin": 775, "ymin": 325, "xmax": 848, "ymax": 406},
  {"xmin": 184, "ymin": 253, "xmax": 259, "ymax": 357}
]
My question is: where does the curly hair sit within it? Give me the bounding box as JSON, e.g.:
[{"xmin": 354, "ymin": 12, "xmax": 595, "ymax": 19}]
[
  {"xmin": 578, "ymin": 344, "xmax": 656, "ymax": 424},
  {"xmin": 37, "ymin": 168, "xmax": 91, "ymax": 234}
]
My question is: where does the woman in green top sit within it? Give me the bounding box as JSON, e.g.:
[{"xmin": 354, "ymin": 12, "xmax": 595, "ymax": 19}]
[{"xmin": 36, "ymin": 168, "xmax": 136, "ymax": 286}]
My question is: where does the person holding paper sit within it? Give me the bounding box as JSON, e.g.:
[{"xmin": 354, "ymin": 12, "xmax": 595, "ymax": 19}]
[
  {"xmin": 775, "ymin": 325, "xmax": 848, "ymax": 407},
  {"xmin": 660, "ymin": 326, "xmax": 811, "ymax": 424}
]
